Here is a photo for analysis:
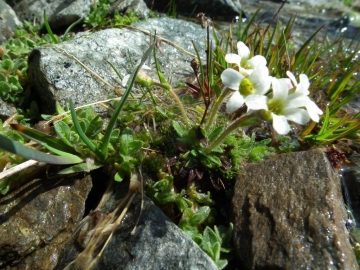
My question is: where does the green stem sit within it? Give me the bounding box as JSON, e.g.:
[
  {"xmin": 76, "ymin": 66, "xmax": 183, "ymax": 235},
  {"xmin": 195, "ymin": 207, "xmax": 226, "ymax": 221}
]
[
  {"xmin": 205, "ymin": 113, "xmax": 259, "ymax": 153},
  {"xmin": 205, "ymin": 87, "xmax": 231, "ymax": 132},
  {"xmin": 153, "ymin": 82, "xmax": 190, "ymax": 127}
]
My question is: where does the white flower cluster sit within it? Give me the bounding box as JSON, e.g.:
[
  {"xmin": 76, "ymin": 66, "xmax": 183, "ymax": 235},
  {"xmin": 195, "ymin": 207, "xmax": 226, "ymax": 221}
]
[{"xmin": 221, "ymin": 41, "xmax": 323, "ymax": 135}]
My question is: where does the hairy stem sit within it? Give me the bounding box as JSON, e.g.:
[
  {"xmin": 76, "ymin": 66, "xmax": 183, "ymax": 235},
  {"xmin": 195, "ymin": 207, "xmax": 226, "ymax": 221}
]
[
  {"xmin": 204, "ymin": 87, "xmax": 231, "ymax": 132},
  {"xmin": 205, "ymin": 113, "xmax": 259, "ymax": 153},
  {"xmin": 153, "ymin": 82, "xmax": 190, "ymax": 127}
]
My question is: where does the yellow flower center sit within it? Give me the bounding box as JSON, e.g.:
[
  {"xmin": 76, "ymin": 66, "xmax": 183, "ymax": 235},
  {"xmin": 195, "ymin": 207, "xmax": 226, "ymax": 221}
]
[
  {"xmin": 267, "ymin": 99, "xmax": 284, "ymax": 115},
  {"xmin": 239, "ymin": 78, "xmax": 254, "ymax": 96}
]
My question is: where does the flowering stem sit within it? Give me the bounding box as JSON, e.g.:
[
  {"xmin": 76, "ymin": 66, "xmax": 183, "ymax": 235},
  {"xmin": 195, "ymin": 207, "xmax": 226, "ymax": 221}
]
[
  {"xmin": 204, "ymin": 87, "xmax": 231, "ymax": 132},
  {"xmin": 204, "ymin": 113, "xmax": 259, "ymax": 153},
  {"xmin": 153, "ymin": 82, "xmax": 190, "ymax": 127}
]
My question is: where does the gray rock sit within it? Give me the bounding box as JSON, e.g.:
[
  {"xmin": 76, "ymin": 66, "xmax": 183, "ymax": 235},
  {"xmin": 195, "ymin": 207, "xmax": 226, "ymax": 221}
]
[
  {"xmin": 6, "ymin": 0, "xmax": 150, "ymax": 29},
  {"xmin": 341, "ymin": 153, "xmax": 360, "ymax": 227},
  {"xmin": 0, "ymin": 174, "xmax": 92, "ymax": 269},
  {"xmin": 6, "ymin": 0, "xmax": 92, "ymax": 28},
  {"xmin": 231, "ymin": 148, "xmax": 358, "ymax": 269},
  {"xmin": 55, "ymin": 178, "xmax": 218, "ymax": 270},
  {"xmin": 0, "ymin": 98, "xmax": 17, "ymax": 120},
  {"xmin": 144, "ymin": 0, "xmax": 242, "ymax": 20},
  {"xmin": 240, "ymin": 0, "xmax": 360, "ymax": 43},
  {"xmin": 28, "ymin": 17, "xmax": 211, "ymax": 114},
  {"xmin": 0, "ymin": 0, "xmax": 22, "ymax": 43},
  {"xmin": 110, "ymin": 0, "xmax": 149, "ymax": 19}
]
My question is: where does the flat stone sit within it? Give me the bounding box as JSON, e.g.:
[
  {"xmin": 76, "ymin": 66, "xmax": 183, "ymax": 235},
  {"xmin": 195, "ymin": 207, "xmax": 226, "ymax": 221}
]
[{"xmin": 231, "ymin": 148, "xmax": 358, "ymax": 269}]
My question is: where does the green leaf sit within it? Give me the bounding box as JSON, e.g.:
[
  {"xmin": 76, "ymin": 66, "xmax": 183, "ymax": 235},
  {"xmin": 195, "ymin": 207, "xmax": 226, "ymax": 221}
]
[
  {"xmin": 155, "ymin": 106, "xmax": 168, "ymax": 117},
  {"xmin": 0, "ymin": 81, "xmax": 11, "ymax": 93},
  {"xmin": 203, "ymin": 155, "xmax": 222, "ymax": 168},
  {"xmin": 110, "ymin": 128, "xmax": 120, "ymax": 144},
  {"xmin": 152, "ymin": 177, "xmax": 172, "ymax": 189},
  {"xmin": 70, "ymin": 100, "xmax": 104, "ymax": 160},
  {"xmin": 190, "ymin": 206, "xmax": 211, "ymax": 226},
  {"xmin": 172, "ymin": 121, "xmax": 186, "ymax": 137},
  {"xmin": 57, "ymin": 162, "xmax": 102, "ymax": 174},
  {"xmin": 128, "ymin": 140, "xmax": 143, "ymax": 153},
  {"xmin": 178, "ymin": 220, "xmax": 201, "ymax": 241},
  {"xmin": 175, "ymin": 197, "xmax": 193, "ymax": 212},
  {"xmin": 10, "ymin": 123, "xmax": 78, "ymax": 156},
  {"xmin": 55, "ymin": 102, "xmax": 72, "ymax": 124},
  {"xmin": 213, "ymin": 242, "xmax": 221, "ymax": 262},
  {"xmin": 54, "ymin": 121, "xmax": 72, "ymax": 146},
  {"xmin": 114, "ymin": 172, "xmax": 123, "ymax": 182},
  {"xmin": 119, "ymin": 129, "xmax": 134, "ymax": 155},
  {"xmin": 86, "ymin": 115, "xmax": 103, "ymax": 138},
  {"xmin": 0, "ymin": 175, "xmax": 14, "ymax": 195},
  {"xmin": 216, "ymin": 223, "xmax": 233, "ymax": 246},
  {"xmin": 202, "ymin": 226, "xmax": 220, "ymax": 249},
  {"xmin": 3, "ymin": 59, "xmax": 14, "ymax": 71},
  {"xmin": 0, "ymin": 134, "xmax": 83, "ymax": 164},
  {"xmin": 154, "ymin": 191, "xmax": 177, "ymax": 204},
  {"xmin": 215, "ymin": 259, "xmax": 228, "ymax": 270}
]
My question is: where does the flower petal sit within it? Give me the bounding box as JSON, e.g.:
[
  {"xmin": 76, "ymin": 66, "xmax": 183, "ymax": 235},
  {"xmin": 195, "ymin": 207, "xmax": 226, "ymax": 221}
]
[
  {"xmin": 295, "ymin": 74, "xmax": 310, "ymax": 96},
  {"xmin": 225, "ymin": 53, "xmax": 241, "ymax": 66},
  {"xmin": 221, "ymin": 68, "xmax": 244, "ymax": 90},
  {"xmin": 245, "ymin": 95, "xmax": 268, "ymax": 110},
  {"xmin": 286, "ymin": 71, "xmax": 297, "ymax": 86},
  {"xmin": 285, "ymin": 96, "xmax": 311, "ymax": 109},
  {"xmin": 226, "ymin": 91, "xmax": 245, "ymax": 113},
  {"xmin": 272, "ymin": 113, "xmax": 290, "ymax": 135},
  {"xmin": 271, "ymin": 77, "xmax": 289, "ymax": 101},
  {"xmin": 247, "ymin": 55, "xmax": 267, "ymax": 68},
  {"xmin": 305, "ymin": 100, "xmax": 323, "ymax": 122},
  {"xmin": 249, "ymin": 66, "xmax": 271, "ymax": 95},
  {"xmin": 282, "ymin": 108, "xmax": 310, "ymax": 124},
  {"xmin": 237, "ymin": 41, "xmax": 250, "ymax": 60}
]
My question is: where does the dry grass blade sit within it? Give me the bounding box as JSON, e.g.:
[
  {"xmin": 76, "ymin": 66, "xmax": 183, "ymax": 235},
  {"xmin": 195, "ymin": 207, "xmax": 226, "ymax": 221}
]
[{"xmin": 64, "ymin": 172, "xmax": 141, "ymax": 270}]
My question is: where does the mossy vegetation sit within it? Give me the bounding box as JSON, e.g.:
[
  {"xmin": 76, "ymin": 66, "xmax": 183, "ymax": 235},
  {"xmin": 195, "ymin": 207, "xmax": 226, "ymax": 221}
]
[{"xmin": 0, "ymin": 1, "xmax": 360, "ymax": 268}]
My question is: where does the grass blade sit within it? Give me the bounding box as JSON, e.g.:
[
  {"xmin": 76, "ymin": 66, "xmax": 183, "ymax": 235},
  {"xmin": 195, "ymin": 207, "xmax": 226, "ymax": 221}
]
[
  {"xmin": 100, "ymin": 42, "xmax": 155, "ymax": 160},
  {"xmin": 294, "ymin": 26, "xmax": 323, "ymax": 69},
  {"xmin": 10, "ymin": 123, "xmax": 78, "ymax": 156},
  {"xmin": 43, "ymin": 11, "xmax": 58, "ymax": 44},
  {"xmin": 0, "ymin": 134, "xmax": 83, "ymax": 164},
  {"xmin": 62, "ymin": 16, "xmax": 83, "ymax": 42}
]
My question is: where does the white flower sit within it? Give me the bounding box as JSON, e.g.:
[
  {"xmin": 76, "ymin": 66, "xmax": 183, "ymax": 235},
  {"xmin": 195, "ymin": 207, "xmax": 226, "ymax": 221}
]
[
  {"xmin": 225, "ymin": 41, "xmax": 267, "ymax": 75},
  {"xmin": 255, "ymin": 72, "xmax": 323, "ymax": 135},
  {"xmin": 221, "ymin": 65, "xmax": 271, "ymax": 113}
]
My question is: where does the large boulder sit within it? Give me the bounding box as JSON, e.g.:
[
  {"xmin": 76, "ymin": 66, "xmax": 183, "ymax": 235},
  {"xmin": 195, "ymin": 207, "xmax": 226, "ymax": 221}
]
[
  {"xmin": 231, "ymin": 148, "xmax": 358, "ymax": 269},
  {"xmin": 28, "ymin": 17, "xmax": 212, "ymax": 114}
]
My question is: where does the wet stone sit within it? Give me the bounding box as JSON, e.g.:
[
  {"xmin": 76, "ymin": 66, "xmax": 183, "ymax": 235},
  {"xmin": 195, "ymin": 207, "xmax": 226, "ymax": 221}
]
[
  {"xmin": 0, "ymin": 174, "xmax": 92, "ymax": 269},
  {"xmin": 231, "ymin": 148, "xmax": 358, "ymax": 269}
]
